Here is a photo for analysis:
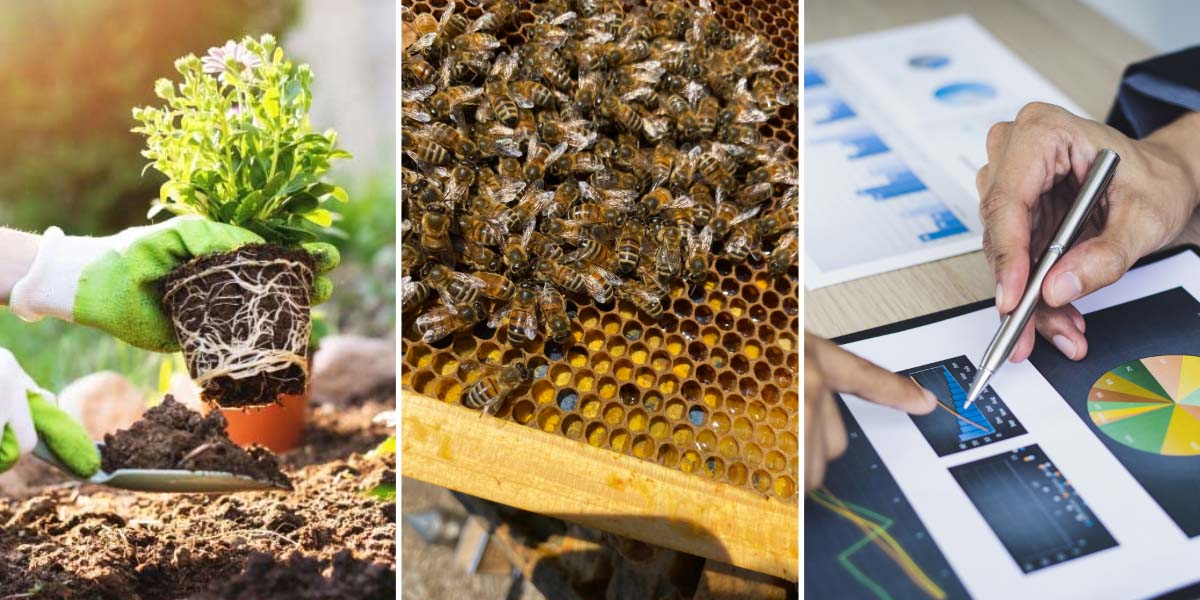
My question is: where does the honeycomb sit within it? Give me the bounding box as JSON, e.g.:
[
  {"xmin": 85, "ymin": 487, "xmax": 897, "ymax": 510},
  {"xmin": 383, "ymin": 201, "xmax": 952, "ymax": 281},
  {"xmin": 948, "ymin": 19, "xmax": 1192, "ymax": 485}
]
[{"xmin": 400, "ymin": 0, "xmax": 800, "ymax": 501}]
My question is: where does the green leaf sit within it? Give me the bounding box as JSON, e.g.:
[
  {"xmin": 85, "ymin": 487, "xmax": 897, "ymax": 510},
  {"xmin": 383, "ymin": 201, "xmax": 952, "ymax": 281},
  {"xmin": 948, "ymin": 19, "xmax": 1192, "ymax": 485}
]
[
  {"xmin": 370, "ymin": 436, "xmax": 396, "ymax": 458},
  {"xmin": 284, "ymin": 192, "xmax": 320, "ymax": 214},
  {"xmin": 302, "ymin": 208, "xmax": 333, "ymax": 227},
  {"xmin": 365, "ymin": 483, "xmax": 396, "ymax": 502},
  {"xmin": 234, "ymin": 190, "xmax": 265, "ymax": 224}
]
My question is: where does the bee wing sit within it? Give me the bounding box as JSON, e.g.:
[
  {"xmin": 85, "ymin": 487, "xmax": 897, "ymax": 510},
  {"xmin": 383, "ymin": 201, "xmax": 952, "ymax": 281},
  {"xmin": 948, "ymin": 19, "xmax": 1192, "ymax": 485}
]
[
  {"xmin": 438, "ymin": 56, "xmax": 455, "ymax": 89},
  {"xmin": 642, "ymin": 116, "xmax": 669, "ymax": 140},
  {"xmin": 402, "ymin": 104, "xmax": 432, "ymax": 123},
  {"xmin": 775, "ymin": 229, "xmax": 797, "ymax": 248},
  {"xmin": 550, "ymin": 11, "xmax": 576, "ymax": 25},
  {"xmin": 403, "ymin": 84, "xmax": 436, "ymax": 102},
  {"xmin": 438, "ymin": 1, "xmax": 456, "ymax": 26},
  {"xmin": 731, "ymin": 205, "xmax": 761, "ymax": 227},
  {"xmin": 594, "ymin": 264, "xmax": 623, "ymax": 286},
  {"xmin": 566, "ymin": 130, "xmax": 595, "ymax": 151},
  {"xmin": 408, "ymin": 32, "xmax": 438, "ymax": 54},
  {"xmin": 684, "ymin": 80, "xmax": 706, "ymax": 105},
  {"xmin": 468, "ymin": 12, "xmax": 496, "ymax": 33},
  {"xmin": 621, "ymin": 87, "xmax": 652, "ymax": 102},
  {"xmin": 520, "ymin": 217, "xmax": 537, "ymax": 246},
  {"xmin": 491, "ymin": 52, "xmax": 517, "ymax": 80},
  {"xmin": 487, "ymin": 302, "xmax": 512, "ymax": 329},
  {"xmin": 451, "ymin": 271, "xmax": 486, "ymax": 289},
  {"xmin": 400, "ymin": 276, "xmax": 418, "ymax": 302},
  {"xmin": 696, "ymin": 225, "xmax": 714, "ymax": 251},
  {"xmin": 782, "ymin": 185, "xmax": 798, "ymax": 207},
  {"xmin": 736, "ymin": 108, "xmax": 768, "ymax": 123},
  {"xmin": 509, "ymin": 87, "xmax": 535, "ymax": 109},
  {"xmin": 546, "ymin": 143, "xmax": 569, "ymax": 167},
  {"xmin": 663, "ymin": 194, "xmax": 694, "ymax": 210},
  {"xmin": 628, "ymin": 285, "xmax": 663, "ymax": 307},
  {"xmin": 536, "ymin": 190, "xmax": 558, "ymax": 216}
]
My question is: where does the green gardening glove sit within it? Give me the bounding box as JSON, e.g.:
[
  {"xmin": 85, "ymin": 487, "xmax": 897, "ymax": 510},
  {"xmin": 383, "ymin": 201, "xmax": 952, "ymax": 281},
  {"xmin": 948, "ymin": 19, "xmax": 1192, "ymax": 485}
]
[
  {"xmin": 0, "ymin": 348, "xmax": 99, "ymax": 477},
  {"xmin": 9, "ymin": 217, "xmax": 339, "ymax": 353}
]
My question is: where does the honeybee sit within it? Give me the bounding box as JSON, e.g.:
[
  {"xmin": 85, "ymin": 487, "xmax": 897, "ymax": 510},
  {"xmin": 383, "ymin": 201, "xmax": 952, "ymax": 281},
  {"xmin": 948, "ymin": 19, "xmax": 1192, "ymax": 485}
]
[
  {"xmin": 449, "ymin": 32, "xmax": 501, "ymax": 54},
  {"xmin": 575, "ymin": 71, "xmax": 604, "ymax": 107},
  {"xmin": 669, "ymin": 146, "xmax": 700, "ymax": 190},
  {"xmin": 545, "ymin": 178, "xmax": 581, "ymax": 218},
  {"xmin": 528, "ymin": 230, "xmax": 564, "ymax": 263},
  {"xmin": 538, "ymin": 285, "xmax": 572, "ymax": 343},
  {"xmin": 462, "ymin": 240, "xmax": 504, "ymax": 272},
  {"xmin": 550, "ymin": 151, "xmax": 604, "ymax": 177},
  {"xmin": 415, "ymin": 301, "xmax": 484, "ymax": 344},
  {"xmin": 403, "ymin": 56, "xmax": 437, "ymax": 85},
  {"xmin": 429, "ymin": 85, "xmax": 484, "ymax": 118},
  {"xmin": 692, "ymin": 96, "xmax": 719, "ymax": 139},
  {"xmin": 424, "ymin": 263, "xmax": 483, "ymax": 306},
  {"xmin": 537, "ymin": 117, "xmax": 594, "ymax": 149},
  {"xmin": 724, "ymin": 220, "xmax": 759, "ymax": 262},
  {"xmin": 615, "ymin": 221, "xmax": 642, "ymax": 274},
  {"xmin": 617, "ymin": 281, "xmax": 664, "ymax": 319},
  {"xmin": 490, "ymin": 284, "xmax": 539, "ymax": 345},
  {"xmin": 735, "ymin": 182, "xmax": 774, "ymax": 208},
  {"xmin": 748, "ymin": 162, "xmax": 799, "ymax": 186},
  {"xmin": 599, "ymin": 96, "xmax": 644, "ymax": 136},
  {"xmin": 473, "ymin": 124, "xmax": 523, "ymax": 158},
  {"xmin": 419, "ymin": 205, "xmax": 453, "ymax": 253},
  {"xmin": 402, "ymin": 85, "xmax": 435, "ymax": 124},
  {"xmin": 710, "ymin": 202, "xmax": 759, "ymax": 239},
  {"xmin": 654, "ymin": 225, "xmax": 685, "ymax": 280},
  {"xmin": 504, "ymin": 187, "xmax": 554, "ymax": 232},
  {"xmin": 462, "ymin": 360, "xmax": 531, "ymax": 414},
  {"xmin": 538, "ymin": 257, "xmax": 588, "ymax": 296},
  {"xmin": 650, "ymin": 141, "xmax": 675, "ymax": 187},
  {"xmin": 752, "ymin": 76, "xmax": 791, "ymax": 116},
  {"xmin": 758, "ymin": 190, "xmax": 798, "ymax": 237},
  {"xmin": 400, "ymin": 234, "xmax": 426, "ymax": 276},
  {"xmin": 767, "ymin": 230, "xmax": 797, "ymax": 276},
  {"xmin": 461, "ymin": 214, "xmax": 504, "ymax": 247},
  {"xmin": 689, "ymin": 182, "xmax": 715, "ymax": 228},
  {"xmin": 578, "ymin": 262, "xmax": 620, "ymax": 304},
  {"xmin": 504, "ymin": 223, "xmax": 537, "ymax": 278},
  {"xmin": 400, "ymin": 275, "xmax": 432, "ymax": 314},
  {"xmin": 524, "ymin": 139, "xmax": 568, "ymax": 181},
  {"xmin": 639, "ymin": 188, "xmax": 692, "ymax": 219},
  {"xmin": 510, "ymin": 80, "xmax": 558, "ymax": 108},
  {"xmin": 424, "ymin": 122, "xmax": 476, "ymax": 158},
  {"xmin": 408, "ymin": 5, "xmax": 468, "ymax": 57},
  {"xmin": 403, "ymin": 130, "xmax": 451, "ymax": 165},
  {"xmin": 476, "ymin": 166, "xmax": 525, "ymax": 205},
  {"xmin": 684, "ymin": 226, "xmax": 714, "ymax": 283},
  {"xmin": 473, "ymin": 271, "xmax": 516, "ymax": 302},
  {"xmin": 697, "ymin": 150, "xmax": 736, "ymax": 191},
  {"xmin": 600, "ymin": 39, "xmax": 650, "ymax": 67},
  {"xmin": 563, "ymin": 238, "xmax": 616, "ymax": 271},
  {"xmin": 471, "ymin": 0, "xmax": 519, "ymax": 32},
  {"xmin": 543, "ymin": 217, "xmax": 587, "ymax": 245}
]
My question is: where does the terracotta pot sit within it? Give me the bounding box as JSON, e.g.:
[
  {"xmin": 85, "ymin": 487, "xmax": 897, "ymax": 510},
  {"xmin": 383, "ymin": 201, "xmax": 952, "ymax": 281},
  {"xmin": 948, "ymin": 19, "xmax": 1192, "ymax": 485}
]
[{"xmin": 221, "ymin": 392, "xmax": 308, "ymax": 452}]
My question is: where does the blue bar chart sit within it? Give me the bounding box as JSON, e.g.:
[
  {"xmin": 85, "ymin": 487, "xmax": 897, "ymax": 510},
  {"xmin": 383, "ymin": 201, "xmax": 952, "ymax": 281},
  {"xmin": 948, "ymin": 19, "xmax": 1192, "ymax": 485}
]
[
  {"xmin": 902, "ymin": 356, "xmax": 1027, "ymax": 457},
  {"xmin": 805, "ymin": 62, "xmax": 977, "ymax": 282}
]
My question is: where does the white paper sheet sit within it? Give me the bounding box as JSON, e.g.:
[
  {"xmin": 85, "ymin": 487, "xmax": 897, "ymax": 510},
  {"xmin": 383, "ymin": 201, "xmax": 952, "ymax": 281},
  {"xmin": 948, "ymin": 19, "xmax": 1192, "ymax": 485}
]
[
  {"xmin": 804, "ymin": 15, "xmax": 1086, "ymax": 288},
  {"xmin": 838, "ymin": 250, "xmax": 1200, "ymax": 599}
]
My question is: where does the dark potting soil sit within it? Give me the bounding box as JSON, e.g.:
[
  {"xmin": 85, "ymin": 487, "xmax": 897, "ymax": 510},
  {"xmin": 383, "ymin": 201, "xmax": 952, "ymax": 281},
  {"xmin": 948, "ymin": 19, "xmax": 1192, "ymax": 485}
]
[
  {"xmin": 0, "ymin": 399, "xmax": 395, "ymax": 599},
  {"xmin": 100, "ymin": 396, "xmax": 291, "ymax": 490},
  {"xmin": 163, "ymin": 244, "xmax": 314, "ymax": 408}
]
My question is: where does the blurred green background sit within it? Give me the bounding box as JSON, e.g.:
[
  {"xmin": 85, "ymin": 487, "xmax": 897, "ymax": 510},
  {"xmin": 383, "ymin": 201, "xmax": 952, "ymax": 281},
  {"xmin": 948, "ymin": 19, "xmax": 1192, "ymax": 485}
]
[{"xmin": 0, "ymin": 0, "xmax": 395, "ymax": 391}]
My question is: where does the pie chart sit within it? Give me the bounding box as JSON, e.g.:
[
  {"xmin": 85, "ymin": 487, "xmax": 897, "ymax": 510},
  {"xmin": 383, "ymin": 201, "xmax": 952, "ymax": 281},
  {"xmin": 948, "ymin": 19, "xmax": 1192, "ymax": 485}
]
[{"xmin": 1087, "ymin": 355, "xmax": 1200, "ymax": 455}]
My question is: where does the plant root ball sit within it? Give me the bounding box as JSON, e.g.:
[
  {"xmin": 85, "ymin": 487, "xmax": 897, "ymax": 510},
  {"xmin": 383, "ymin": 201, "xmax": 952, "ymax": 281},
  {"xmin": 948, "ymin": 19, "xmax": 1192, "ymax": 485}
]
[{"xmin": 163, "ymin": 244, "xmax": 314, "ymax": 408}]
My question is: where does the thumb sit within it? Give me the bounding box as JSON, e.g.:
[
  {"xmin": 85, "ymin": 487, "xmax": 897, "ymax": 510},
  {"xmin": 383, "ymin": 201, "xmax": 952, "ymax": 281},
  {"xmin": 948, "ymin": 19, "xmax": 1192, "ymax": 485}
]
[
  {"xmin": 1042, "ymin": 234, "xmax": 1139, "ymax": 307},
  {"xmin": 816, "ymin": 342, "xmax": 937, "ymax": 415}
]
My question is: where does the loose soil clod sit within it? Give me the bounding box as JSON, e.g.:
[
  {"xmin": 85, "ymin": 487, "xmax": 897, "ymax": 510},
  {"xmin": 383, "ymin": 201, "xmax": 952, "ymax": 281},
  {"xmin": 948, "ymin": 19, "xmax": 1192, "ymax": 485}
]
[
  {"xmin": 101, "ymin": 396, "xmax": 291, "ymax": 490},
  {"xmin": 163, "ymin": 244, "xmax": 314, "ymax": 408}
]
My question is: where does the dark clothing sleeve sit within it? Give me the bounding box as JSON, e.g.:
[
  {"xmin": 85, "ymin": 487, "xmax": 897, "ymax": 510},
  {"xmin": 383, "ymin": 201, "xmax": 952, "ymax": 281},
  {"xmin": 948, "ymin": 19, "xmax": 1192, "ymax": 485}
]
[{"xmin": 1107, "ymin": 46, "xmax": 1200, "ymax": 139}]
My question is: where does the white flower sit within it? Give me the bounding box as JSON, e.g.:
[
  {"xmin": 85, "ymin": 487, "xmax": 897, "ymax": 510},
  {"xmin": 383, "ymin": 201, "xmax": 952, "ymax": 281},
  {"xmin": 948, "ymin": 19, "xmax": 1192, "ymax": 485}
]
[{"xmin": 201, "ymin": 41, "xmax": 262, "ymax": 82}]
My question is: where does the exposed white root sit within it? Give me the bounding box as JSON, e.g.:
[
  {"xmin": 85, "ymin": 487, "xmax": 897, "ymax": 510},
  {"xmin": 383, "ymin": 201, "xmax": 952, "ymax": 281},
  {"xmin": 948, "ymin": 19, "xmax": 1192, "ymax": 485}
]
[{"xmin": 163, "ymin": 256, "xmax": 313, "ymax": 396}]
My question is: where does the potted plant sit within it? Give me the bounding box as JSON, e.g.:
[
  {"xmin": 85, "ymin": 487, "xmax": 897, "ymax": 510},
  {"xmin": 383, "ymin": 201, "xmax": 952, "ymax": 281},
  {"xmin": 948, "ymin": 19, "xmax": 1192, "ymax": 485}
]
[{"xmin": 132, "ymin": 35, "xmax": 350, "ymax": 417}]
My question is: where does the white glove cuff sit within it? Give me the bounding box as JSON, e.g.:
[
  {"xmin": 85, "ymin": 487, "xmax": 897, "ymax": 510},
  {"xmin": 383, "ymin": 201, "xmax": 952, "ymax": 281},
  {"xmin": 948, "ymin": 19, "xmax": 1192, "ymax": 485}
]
[
  {"xmin": 10, "ymin": 227, "xmax": 106, "ymax": 323},
  {"xmin": 0, "ymin": 348, "xmax": 54, "ymax": 455}
]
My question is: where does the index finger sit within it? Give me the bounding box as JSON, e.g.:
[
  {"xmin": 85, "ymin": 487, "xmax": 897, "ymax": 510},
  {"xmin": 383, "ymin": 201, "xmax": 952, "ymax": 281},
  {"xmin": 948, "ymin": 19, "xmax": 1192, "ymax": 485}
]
[{"xmin": 813, "ymin": 340, "xmax": 936, "ymax": 415}]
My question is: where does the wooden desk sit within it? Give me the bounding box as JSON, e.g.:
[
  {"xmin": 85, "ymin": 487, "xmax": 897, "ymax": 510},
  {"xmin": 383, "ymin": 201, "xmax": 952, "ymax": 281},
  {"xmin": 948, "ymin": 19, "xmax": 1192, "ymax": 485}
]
[{"xmin": 802, "ymin": 0, "xmax": 1188, "ymax": 338}]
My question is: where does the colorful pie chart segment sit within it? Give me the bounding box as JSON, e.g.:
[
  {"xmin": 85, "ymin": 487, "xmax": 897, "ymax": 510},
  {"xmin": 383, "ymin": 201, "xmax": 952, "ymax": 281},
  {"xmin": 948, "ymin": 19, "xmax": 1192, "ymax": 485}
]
[{"xmin": 1088, "ymin": 355, "xmax": 1200, "ymax": 455}]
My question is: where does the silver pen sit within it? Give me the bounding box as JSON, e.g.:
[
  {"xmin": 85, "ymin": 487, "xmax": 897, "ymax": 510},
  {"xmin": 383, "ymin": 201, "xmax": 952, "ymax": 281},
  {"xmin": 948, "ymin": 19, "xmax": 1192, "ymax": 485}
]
[{"xmin": 964, "ymin": 148, "xmax": 1120, "ymax": 407}]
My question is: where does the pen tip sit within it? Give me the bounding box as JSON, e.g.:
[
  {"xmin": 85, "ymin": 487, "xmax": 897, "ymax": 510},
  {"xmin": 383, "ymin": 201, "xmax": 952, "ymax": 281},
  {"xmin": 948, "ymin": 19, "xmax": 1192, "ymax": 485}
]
[{"xmin": 964, "ymin": 373, "xmax": 988, "ymax": 408}]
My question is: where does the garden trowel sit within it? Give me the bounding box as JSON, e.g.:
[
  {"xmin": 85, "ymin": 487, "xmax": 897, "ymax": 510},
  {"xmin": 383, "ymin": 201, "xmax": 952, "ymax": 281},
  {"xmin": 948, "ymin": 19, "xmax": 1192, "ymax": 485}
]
[{"xmin": 32, "ymin": 440, "xmax": 290, "ymax": 493}]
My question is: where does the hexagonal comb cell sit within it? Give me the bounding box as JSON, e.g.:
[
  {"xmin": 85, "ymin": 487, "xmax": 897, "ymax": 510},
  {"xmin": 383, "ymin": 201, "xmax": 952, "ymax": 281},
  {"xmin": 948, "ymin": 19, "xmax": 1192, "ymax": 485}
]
[{"xmin": 401, "ymin": 0, "xmax": 799, "ymax": 501}]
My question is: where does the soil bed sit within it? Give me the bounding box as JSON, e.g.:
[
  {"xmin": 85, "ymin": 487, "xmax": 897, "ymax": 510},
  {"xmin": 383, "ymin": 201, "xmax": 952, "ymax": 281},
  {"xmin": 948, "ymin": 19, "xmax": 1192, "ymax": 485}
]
[
  {"xmin": 163, "ymin": 244, "xmax": 314, "ymax": 409},
  {"xmin": 0, "ymin": 398, "xmax": 395, "ymax": 599},
  {"xmin": 101, "ymin": 396, "xmax": 291, "ymax": 489}
]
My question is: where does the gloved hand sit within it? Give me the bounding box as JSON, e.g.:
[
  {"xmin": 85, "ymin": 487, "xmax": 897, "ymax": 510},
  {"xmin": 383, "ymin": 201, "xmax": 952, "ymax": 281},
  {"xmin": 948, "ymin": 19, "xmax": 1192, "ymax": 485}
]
[
  {"xmin": 0, "ymin": 348, "xmax": 100, "ymax": 478},
  {"xmin": 9, "ymin": 217, "xmax": 339, "ymax": 353}
]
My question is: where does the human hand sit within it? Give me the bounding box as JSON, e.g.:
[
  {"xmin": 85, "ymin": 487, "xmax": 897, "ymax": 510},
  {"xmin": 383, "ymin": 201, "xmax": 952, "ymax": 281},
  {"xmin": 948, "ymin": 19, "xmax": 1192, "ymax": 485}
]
[
  {"xmin": 10, "ymin": 218, "xmax": 339, "ymax": 353},
  {"xmin": 0, "ymin": 348, "xmax": 99, "ymax": 478},
  {"xmin": 805, "ymin": 333, "xmax": 936, "ymax": 492},
  {"xmin": 978, "ymin": 104, "xmax": 1200, "ymax": 362}
]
